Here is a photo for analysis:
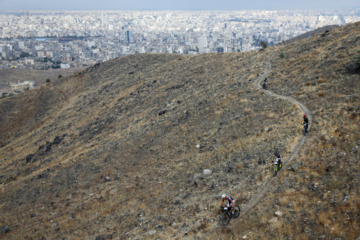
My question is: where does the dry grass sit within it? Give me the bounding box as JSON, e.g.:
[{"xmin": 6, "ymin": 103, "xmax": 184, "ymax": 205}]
[{"xmin": 2, "ymin": 22, "xmax": 360, "ymax": 240}]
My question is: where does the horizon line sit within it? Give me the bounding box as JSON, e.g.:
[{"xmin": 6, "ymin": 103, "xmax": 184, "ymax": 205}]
[{"xmin": 1, "ymin": 7, "xmax": 359, "ymax": 12}]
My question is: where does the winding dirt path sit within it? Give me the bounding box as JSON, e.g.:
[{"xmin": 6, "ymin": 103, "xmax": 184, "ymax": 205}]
[
  {"xmin": 240, "ymin": 51, "xmax": 312, "ymax": 213},
  {"xmin": 202, "ymin": 51, "xmax": 312, "ymax": 238}
]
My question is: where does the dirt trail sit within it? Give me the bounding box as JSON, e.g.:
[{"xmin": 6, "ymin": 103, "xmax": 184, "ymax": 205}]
[
  {"xmin": 241, "ymin": 51, "xmax": 312, "ymax": 213},
  {"xmin": 202, "ymin": 51, "xmax": 312, "ymax": 238}
]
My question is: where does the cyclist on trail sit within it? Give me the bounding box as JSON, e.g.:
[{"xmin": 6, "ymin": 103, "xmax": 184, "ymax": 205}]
[
  {"xmin": 221, "ymin": 194, "xmax": 235, "ymax": 215},
  {"xmin": 303, "ymin": 114, "xmax": 309, "ymax": 133},
  {"xmin": 263, "ymin": 78, "xmax": 269, "ymax": 89},
  {"xmin": 273, "ymin": 151, "xmax": 282, "ymax": 168}
]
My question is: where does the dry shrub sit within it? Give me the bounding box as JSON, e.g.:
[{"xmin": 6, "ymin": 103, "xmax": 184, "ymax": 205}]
[
  {"xmin": 244, "ymin": 108, "xmax": 252, "ymax": 113},
  {"xmin": 330, "ymin": 222, "xmax": 343, "ymax": 236},
  {"xmin": 316, "ymin": 164, "xmax": 327, "ymax": 175},
  {"xmin": 318, "ymin": 211, "xmax": 331, "ymax": 226},
  {"xmin": 318, "ymin": 91, "xmax": 325, "ymax": 97},
  {"xmin": 292, "ymin": 195, "xmax": 308, "ymax": 212},
  {"xmin": 335, "ymin": 93, "xmax": 345, "ymax": 98},
  {"xmin": 260, "ymin": 214, "xmax": 269, "ymax": 224},
  {"xmin": 280, "ymin": 224, "xmax": 297, "ymax": 236},
  {"xmin": 318, "ymin": 78, "xmax": 327, "ymax": 83},
  {"xmin": 309, "ymin": 171, "xmax": 320, "ymax": 178},
  {"xmin": 310, "ymin": 94, "xmax": 319, "ymax": 99},
  {"xmin": 306, "ymin": 81, "xmax": 313, "ymax": 86},
  {"xmin": 235, "ymin": 162, "xmax": 244, "ymax": 170},
  {"xmin": 269, "ymin": 218, "xmax": 283, "ymax": 230},
  {"xmin": 295, "ymin": 234, "xmax": 310, "ymax": 240},
  {"xmin": 348, "ymin": 112, "xmax": 359, "ymax": 120},
  {"xmin": 279, "ymin": 196, "xmax": 289, "ymax": 206},
  {"xmin": 197, "ymin": 222, "xmax": 208, "ymax": 231}
]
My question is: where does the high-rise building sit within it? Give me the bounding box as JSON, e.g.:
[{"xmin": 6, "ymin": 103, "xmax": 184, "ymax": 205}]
[
  {"xmin": 19, "ymin": 41, "xmax": 25, "ymax": 50},
  {"xmin": 198, "ymin": 37, "xmax": 208, "ymax": 51},
  {"xmin": 102, "ymin": 13, "xmax": 108, "ymax": 25},
  {"xmin": 125, "ymin": 31, "xmax": 132, "ymax": 44}
]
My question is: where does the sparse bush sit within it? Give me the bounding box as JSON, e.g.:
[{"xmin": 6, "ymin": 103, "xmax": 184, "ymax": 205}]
[
  {"xmin": 306, "ymin": 81, "xmax": 313, "ymax": 86},
  {"xmin": 279, "ymin": 52, "xmax": 285, "ymax": 58},
  {"xmin": 318, "ymin": 91, "xmax": 325, "ymax": 97},
  {"xmin": 355, "ymin": 51, "xmax": 360, "ymax": 68},
  {"xmin": 318, "ymin": 78, "xmax": 327, "ymax": 83},
  {"xmin": 46, "ymin": 78, "xmax": 50, "ymax": 83},
  {"xmin": 58, "ymin": 75, "xmax": 62, "ymax": 79},
  {"xmin": 260, "ymin": 41, "xmax": 267, "ymax": 49},
  {"xmin": 346, "ymin": 51, "xmax": 360, "ymax": 73}
]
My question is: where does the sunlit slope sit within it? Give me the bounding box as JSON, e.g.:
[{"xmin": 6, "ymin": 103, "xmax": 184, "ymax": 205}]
[{"xmin": 0, "ymin": 21, "xmax": 359, "ymax": 240}]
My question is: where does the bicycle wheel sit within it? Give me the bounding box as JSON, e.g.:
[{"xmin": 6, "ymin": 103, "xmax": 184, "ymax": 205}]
[
  {"xmin": 233, "ymin": 205, "xmax": 240, "ymax": 218},
  {"xmin": 221, "ymin": 212, "xmax": 230, "ymax": 226},
  {"xmin": 273, "ymin": 166, "xmax": 278, "ymax": 177}
]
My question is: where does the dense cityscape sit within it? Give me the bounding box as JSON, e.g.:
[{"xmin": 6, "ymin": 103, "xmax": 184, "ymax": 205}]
[{"xmin": 0, "ymin": 9, "xmax": 360, "ymax": 70}]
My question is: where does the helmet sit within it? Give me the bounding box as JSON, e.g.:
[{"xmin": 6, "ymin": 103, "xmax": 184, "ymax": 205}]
[
  {"xmin": 304, "ymin": 114, "xmax": 307, "ymax": 117},
  {"xmin": 275, "ymin": 150, "xmax": 279, "ymax": 155},
  {"xmin": 222, "ymin": 194, "xmax": 226, "ymax": 199}
]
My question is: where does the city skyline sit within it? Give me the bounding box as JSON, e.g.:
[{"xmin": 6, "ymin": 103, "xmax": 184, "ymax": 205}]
[{"xmin": 0, "ymin": 0, "xmax": 359, "ymax": 11}]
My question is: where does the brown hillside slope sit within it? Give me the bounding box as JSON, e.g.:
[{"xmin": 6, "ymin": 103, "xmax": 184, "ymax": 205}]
[
  {"xmin": 0, "ymin": 48, "xmax": 297, "ymax": 239},
  {"xmin": 0, "ymin": 22, "xmax": 359, "ymax": 239},
  {"xmin": 209, "ymin": 21, "xmax": 360, "ymax": 239}
]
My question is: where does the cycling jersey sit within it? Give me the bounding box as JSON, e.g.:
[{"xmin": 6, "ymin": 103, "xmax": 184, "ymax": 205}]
[
  {"xmin": 222, "ymin": 196, "xmax": 234, "ymax": 208},
  {"xmin": 274, "ymin": 155, "xmax": 281, "ymax": 165},
  {"xmin": 303, "ymin": 117, "xmax": 309, "ymax": 124}
]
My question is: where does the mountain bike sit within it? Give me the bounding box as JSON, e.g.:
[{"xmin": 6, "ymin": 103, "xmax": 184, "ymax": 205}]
[
  {"xmin": 220, "ymin": 205, "xmax": 240, "ymax": 226},
  {"xmin": 303, "ymin": 123, "xmax": 309, "ymax": 136},
  {"xmin": 262, "ymin": 82, "xmax": 267, "ymax": 90},
  {"xmin": 273, "ymin": 162, "xmax": 282, "ymax": 177}
]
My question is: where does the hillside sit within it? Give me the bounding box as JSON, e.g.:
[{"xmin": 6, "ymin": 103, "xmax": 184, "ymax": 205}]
[
  {"xmin": 280, "ymin": 24, "xmax": 339, "ymax": 45},
  {"xmin": 0, "ymin": 22, "xmax": 359, "ymax": 240},
  {"xmin": 0, "ymin": 68, "xmax": 84, "ymax": 93}
]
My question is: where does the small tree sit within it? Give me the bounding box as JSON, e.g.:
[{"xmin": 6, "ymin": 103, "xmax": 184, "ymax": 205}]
[
  {"xmin": 260, "ymin": 41, "xmax": 267, "ymax": 49},
  {"xmin": 46, "ymin": 78, "xmax": 50, "ymax": 83},
  {"xmin": 279, "ymin": 52, "xmax": 285, "ymax": 58},
  {"xmin": 355, "ymin": 51, "xmax": 360, "ymax": 69},
  {"xmin": 58, "ymin": 75, "xmax": 62, "ymax": 79}
]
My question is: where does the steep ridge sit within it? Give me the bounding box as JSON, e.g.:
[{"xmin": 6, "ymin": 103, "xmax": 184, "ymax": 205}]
[{"xmin": 0, "ymin": 22, "xmax": 359, "ymax": 240}]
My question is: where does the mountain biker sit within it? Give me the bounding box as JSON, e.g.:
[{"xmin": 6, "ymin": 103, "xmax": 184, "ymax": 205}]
[
  {"xmin": 273, "ymin": 151, "xmax": 282, "ymax": 168},
  {"xmin": 303, "ymin": 114, "xmax": 309, "ymax": 132},
  {"xmin": 263, "ymin": 78, "xmax": 270, "ymax": 89},
  {"xmin": 221, "ymin": 194, "xmax": 235, "ymax": 215}
]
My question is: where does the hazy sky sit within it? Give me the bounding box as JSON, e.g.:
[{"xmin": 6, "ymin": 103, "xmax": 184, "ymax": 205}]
[{"xmin": 0, "ymin": 0, "xmax": 359, "ymax": 11}]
